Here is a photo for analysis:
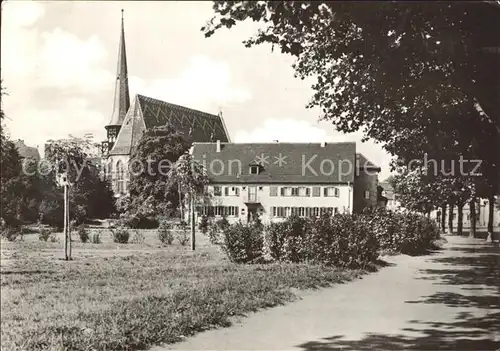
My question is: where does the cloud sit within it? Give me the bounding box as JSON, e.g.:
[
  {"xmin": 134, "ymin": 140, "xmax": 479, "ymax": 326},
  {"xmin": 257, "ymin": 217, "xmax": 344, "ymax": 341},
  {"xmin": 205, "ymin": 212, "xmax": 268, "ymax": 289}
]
[
  {"xmin": 2, "ymin": 1, "xmax": 112, "ymax": 94},
  {"xmin": 5, "ymin": 97, "xmax": 106, "ymax": 150},
  {"xmin": 129, "ymin": 55, "xmax": 251, "ymax": 113},
  {"xmin": 233, "ymin": 118, "xmax": 330, "ymax": 143}
]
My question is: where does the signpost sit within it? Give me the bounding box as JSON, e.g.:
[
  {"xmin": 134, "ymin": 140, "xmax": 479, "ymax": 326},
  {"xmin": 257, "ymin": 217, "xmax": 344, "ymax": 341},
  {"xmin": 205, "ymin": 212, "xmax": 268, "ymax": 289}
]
[{"xmin": 62, "ymin": 174, "xmax": 72, "ymax": 260}]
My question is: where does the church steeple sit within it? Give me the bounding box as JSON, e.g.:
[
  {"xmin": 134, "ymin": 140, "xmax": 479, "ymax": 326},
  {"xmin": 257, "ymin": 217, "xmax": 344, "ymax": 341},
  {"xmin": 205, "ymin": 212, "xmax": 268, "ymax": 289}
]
[{"xmin": 103, "ymin": 9, "xmax": 130, "ymax": 155}]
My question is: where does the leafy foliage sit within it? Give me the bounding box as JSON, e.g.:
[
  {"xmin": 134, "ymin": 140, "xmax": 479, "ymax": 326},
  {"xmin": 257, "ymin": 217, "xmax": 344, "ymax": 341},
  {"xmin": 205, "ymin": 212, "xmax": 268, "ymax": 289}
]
[
  {"xmin": 204, "ymin": 2, "xmax": 500, "ymax": 231},
  {"xmin": 217, "ymin": 210, "xmax": 439, "ymax": 267},
  {"xmin": 127, "ymin": 125, "xmax": 191, "ymax": 217},
  {"xmin": 77, "ymin": 224, "xmax": 89, "ymax": 243},
  {"xmin": 111, "ymin": 228, "xmax": 130, "ymax": 244},
  {"xmin": 157, "ymin": 221, "xmax": 174, "ymax": 246},
  {"xmin": 218, "ymin": 221, "xmax": 264, "ymax": 263},
  {"xmin": 198, "ymin": 215, "xmax": 211, "ymax": 235},
  {"xmin": 38, "ymin": 228, "xmax": 52, "ymax": 242}
]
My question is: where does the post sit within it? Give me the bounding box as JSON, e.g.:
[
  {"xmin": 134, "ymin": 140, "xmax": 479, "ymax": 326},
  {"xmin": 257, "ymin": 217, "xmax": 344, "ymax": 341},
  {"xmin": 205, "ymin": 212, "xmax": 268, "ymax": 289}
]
[
  {"xmin": 67, "ymin": 185, "xmax": 71, "ymax": 260},
  {"xmin": 63, "ymin": 183, "xmax": 69, "ymax": 260},
  {"xmin": 178, "ymin": 183, "xmax": 183, "ymax": 222},
  {"xmin": 190, "ymin": 193, "xmax": 196, "ymax": 251}
]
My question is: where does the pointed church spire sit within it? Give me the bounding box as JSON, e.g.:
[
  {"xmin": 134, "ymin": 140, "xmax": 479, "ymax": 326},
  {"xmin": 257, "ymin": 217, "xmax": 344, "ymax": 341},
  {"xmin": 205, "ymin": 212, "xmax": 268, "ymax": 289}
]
[{"xmin": 108, "ymin": 9, "xmax": 130, "ymax": 127}]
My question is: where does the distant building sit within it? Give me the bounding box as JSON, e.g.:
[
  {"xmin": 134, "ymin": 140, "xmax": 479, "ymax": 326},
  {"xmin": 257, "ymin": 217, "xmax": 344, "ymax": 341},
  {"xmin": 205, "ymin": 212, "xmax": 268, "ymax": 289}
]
[
  {"xmin": 13, "ymin": 140, "xmax": 40, "ymax": 161},
  {"xmin": 189, "ymin": 141, "xmax": 381, "ymax": 223},
  {"xmin": 379, "ymin": 181, "xmax": 401, "ymax": 211}
]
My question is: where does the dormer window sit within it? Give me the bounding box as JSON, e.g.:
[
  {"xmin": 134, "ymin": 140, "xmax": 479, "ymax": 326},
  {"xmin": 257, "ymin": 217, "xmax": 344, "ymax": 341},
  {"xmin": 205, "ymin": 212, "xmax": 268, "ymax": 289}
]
[{"xmin": 249, "ymin": 165, "xmax": 260, "ymax": 175}]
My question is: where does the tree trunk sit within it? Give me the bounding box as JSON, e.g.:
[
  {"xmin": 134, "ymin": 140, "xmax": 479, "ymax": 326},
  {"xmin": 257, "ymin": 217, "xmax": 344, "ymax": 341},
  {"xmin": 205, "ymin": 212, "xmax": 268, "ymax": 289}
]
[
  {"xmin": 457, "ymin": 203, "xmax": 464, "ymax": 236},
  {"xmin": 178, "ymin": 184, "xmax": 183, "ymax": 222},
  {"xmin": 488, "ymin": 192, "xmax": 495, "ymax": 234},
  {"xmin": 64, "ymin": 184, "xmax": 69, "ymax": 260},
  {"xmin": 441, "ymin": 204, "xmax": 447, "ymax": 233},
  {"xmin": 190, "ymin": 193, "xmax": 196, "ymax": 251},
  {"xmin": 469, "ymin": 197, "xmax": 476, "ymax": 238},
  {"xmin": 448, "ymin": 203, "xmax": 454, "ymax": 234}
]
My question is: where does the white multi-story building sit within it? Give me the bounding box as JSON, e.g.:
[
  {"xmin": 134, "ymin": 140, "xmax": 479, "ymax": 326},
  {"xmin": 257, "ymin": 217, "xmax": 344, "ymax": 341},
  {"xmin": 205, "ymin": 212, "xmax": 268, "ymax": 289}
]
[{"xmin": 190, "ymin": 141, "xmax": 381, "ymax": 223}]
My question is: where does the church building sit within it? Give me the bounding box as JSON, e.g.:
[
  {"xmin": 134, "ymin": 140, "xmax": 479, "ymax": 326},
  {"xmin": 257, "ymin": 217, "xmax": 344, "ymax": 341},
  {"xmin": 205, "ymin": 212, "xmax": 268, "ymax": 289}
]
[{"xmin": 101, "ymin": 11, "xmax": 230, "ymax": 196}]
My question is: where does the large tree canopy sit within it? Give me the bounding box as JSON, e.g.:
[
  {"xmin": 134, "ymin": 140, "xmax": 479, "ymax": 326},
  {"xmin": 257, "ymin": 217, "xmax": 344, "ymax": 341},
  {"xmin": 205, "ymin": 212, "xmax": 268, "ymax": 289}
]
[{"xmin": 203, "ymin": 0, "xmax": 500, "ymax": 197}]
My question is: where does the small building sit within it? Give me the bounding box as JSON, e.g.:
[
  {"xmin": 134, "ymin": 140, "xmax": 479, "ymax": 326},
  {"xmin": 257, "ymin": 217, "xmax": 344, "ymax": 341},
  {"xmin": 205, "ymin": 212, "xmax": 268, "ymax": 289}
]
[
  {"xmin": 190, "ymin": 141, "xmax": 381, "ymax": 223},
  {"xmin": 378, "ymin": 181, "xmax": 401, "ymax": 211}
]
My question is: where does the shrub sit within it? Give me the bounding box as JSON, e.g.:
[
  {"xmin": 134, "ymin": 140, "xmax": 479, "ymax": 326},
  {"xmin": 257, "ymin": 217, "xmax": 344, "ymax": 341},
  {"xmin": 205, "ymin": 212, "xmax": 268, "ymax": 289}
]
[
  {"xmin": 49, "ymin": 233, "xmax": 58, "ymax": 242},
  {"xmin": 38, "ymin": 228, "xmax": 52, "ymax": 242},
  {"xmin": 208, "ymin": 216, "xmax": 230, "ymax": 245},
  {"xmin": 363, "ymin": 208, "xmax": 440, "ymax": 255},
  {"xmin": 198, "ymin": 215, "xmax": 210, "ymax": 235},
  {"xmin": 77, "ymin": 224, "xmax": 89, "ymax": 243},
  {"xmin": 1, "ymin": 226, "xmax": 21, "ymax": 242},
  {"xmin": 91, "ymin": 232, "xmax": 101, "ymax": 244},
  {"xmin": 264, "ymin": 214, "xmax": 309, "ymax": 263},
  {"xmin": 131, "ymin": 230, "xmax": 146, "ymax": 244},
  {"xmin": 219, "ymin": 221, "xmax": 264, "ymax": 263},
  {"xmin": 111, "ymin": 228, "xmax": 130, "ymax": 244},
  {"xmin": 157, "ymin": 221, "xmax": 174, "ymax": 245},
  {"xmin": 119, "ymin": 213, "xmax": 159, "ymax": 229},
  {"xmin": 176, "ymin": 221, "xmax": 189, "ymax": 246}
]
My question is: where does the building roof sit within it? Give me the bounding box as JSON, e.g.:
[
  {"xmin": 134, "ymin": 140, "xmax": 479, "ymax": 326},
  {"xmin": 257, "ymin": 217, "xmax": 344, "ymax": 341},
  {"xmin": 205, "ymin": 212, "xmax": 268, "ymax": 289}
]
[
  {"xmin": 109, "ymin": 94, "xmax": 230, "ymax": 155},
  {"xmin": 356, "ymin": 153, "xmax": 381, "ymax": 171},
  {"xmin": 191, "ymin": 142, "xmax": 356, "ymax": 184},
  {"xmin": 13, "ymin": 140, "xmax": 40, "ymax": 161}
]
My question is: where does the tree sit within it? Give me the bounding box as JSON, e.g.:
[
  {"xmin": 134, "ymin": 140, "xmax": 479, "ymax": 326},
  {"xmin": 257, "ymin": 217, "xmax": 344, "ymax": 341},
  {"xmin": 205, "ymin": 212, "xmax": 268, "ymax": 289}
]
[
  {"xmin": 204, "ymin": 1, "xmax": 500, "ymax": 232},
  {"xmin": 44, "ymin": 137, "xmax": 116, "ymax": 225},
  {"xmin": 168, "ymin": 152, "xmax": 210, "ymax": 250},
  {"xmin": 127, "ymin": 125, "xmax": 192, "ymax": 217}
]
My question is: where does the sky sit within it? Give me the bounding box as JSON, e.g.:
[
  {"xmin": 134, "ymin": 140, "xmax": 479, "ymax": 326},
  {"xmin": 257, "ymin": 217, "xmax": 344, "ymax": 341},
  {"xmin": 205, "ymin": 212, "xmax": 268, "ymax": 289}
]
[{"xmin": 1, "ymin": 0, "xmax": 394, "ymax": 180}]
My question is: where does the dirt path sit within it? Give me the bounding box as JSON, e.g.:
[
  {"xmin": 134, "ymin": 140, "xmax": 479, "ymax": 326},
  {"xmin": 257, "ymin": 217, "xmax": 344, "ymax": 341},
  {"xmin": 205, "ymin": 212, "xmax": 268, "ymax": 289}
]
[{"xmin": 153, "ymin": 235, "xmax": 500, "ymax": 350}]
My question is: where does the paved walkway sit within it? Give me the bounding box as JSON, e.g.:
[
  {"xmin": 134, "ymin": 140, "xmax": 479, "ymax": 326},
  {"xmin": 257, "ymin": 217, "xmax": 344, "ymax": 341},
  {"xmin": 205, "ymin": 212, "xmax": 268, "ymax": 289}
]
[{"xmin": 154, "ymin": 235, "xmax": 500, "ymax": 350}]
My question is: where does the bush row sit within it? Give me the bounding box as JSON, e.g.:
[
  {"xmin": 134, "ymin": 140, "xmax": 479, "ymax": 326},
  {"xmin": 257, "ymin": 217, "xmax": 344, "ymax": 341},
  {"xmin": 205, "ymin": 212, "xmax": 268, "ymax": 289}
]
[{"xmin": 209, "ymin": 209, "xmax": 440, "ymax": 268}]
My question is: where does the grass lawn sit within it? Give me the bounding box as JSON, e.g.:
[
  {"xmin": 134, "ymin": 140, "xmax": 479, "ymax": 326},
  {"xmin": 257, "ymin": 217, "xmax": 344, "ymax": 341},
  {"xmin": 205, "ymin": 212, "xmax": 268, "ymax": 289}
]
[{"xmin": 1, "ymin": 230, "xmax": 365, "ymax": 351}]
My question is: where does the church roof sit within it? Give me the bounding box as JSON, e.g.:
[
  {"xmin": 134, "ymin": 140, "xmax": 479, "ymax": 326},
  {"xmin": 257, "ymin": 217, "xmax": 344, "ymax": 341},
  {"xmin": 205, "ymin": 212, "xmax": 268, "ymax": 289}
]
[{"xmin": 109, "ymin": 94, "xmax": 230, "ymax": 155}]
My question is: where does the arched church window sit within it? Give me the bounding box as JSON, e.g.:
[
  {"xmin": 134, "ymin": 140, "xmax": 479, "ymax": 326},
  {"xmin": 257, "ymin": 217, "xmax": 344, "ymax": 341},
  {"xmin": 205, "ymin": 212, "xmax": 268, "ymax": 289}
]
[{"xmin": 116, "ymin": 160, "xmax": 124, "ymax": 194}]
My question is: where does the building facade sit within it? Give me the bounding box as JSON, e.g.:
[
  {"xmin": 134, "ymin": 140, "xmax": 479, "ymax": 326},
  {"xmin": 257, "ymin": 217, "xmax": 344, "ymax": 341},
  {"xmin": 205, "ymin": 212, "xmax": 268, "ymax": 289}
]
[{"xmin": 190, "ymin": 141, "xmax": 380, "ymax": 223}]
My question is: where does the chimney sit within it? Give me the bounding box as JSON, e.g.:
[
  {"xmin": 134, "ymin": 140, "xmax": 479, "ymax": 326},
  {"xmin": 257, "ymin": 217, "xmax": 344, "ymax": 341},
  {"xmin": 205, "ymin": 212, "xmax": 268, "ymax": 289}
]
[
  {"xmin": 216, "ymin": 140, "xmax": 221, "ymax": 152},
  {"xmin": 321, "ymin": 141, "xmax": 326, "ymax": 147}
]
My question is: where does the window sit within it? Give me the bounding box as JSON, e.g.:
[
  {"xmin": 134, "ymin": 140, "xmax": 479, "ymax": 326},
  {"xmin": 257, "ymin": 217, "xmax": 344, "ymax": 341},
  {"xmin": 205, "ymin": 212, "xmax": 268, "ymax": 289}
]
[
  {"xmin": 298, "ymin": 187, "xmax": 309, "ymax": 197},
  {"xmin": 312, "ymin": 186, "xmax": 321, "ymax": 197},
  {"xmin": 281, "ymin": 187, "xmax": 293, "ymax": 196},
  {"xmin": 299, "ymin": 207, "xmax": 305, "ymax": 217},
  {"xmin": 198, "ymin": 206, "xmax": 239, "ymax": 217},
  {"xmin": 214, "ymin": 186, "xmax": 222, "ymax": 196},
  {"xmin": 364, "ymin": 190, "xmax": 370, "ymax": 199},
  {"xmin": 116, "ymin": 161, "xmax": 125, "ymax": 194},
  {"xmin": 259, "ymin": 186, "xmax": 263, "ymax": 191},
  {"xmin": 334, "ymin": 207, "xmax": 339, "ymax": 214},
  {"xmin": 223, "ymin": 187, "xmax": 240, "ymax": 196},
  {"xmin": 324, "ymin": 187, "xmax": 339, "ymax": 197},
  {"xmin": 250, "ymin": 165, "xmax": 259, "ymax": 175},
  {"xmin": 270, "ymin": 186, "xmax": 278, "ymax": 196}
]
